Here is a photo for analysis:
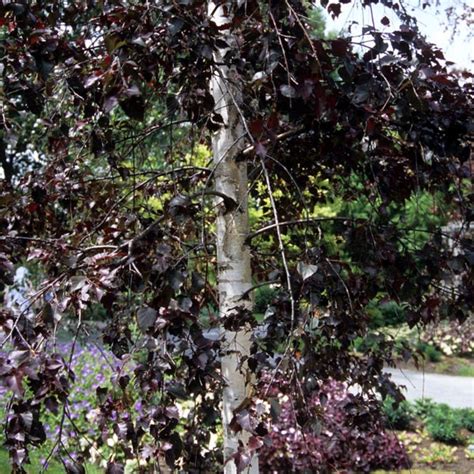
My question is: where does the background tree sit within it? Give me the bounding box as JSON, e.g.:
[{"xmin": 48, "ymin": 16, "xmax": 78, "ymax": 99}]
[{"xmin": 0, "ymin": 1, "xmax": 472, "ymax": 473}]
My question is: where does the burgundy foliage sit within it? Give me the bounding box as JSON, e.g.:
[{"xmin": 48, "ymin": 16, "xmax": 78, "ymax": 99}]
[
  {"xmin": 0, "ymin": 0, "xmax": 472, "ymax": 472},
  {"xmin": 259, "ymin": 377, "xmax": 411, "ymax": 473}
]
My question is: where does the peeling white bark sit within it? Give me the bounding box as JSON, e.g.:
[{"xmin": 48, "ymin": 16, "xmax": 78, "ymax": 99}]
[{"xmin": 208, "ymin": 2, "xmax": 258, "ymax": 473}]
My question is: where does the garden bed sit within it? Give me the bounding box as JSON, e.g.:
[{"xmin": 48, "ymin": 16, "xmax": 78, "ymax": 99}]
[
  {"xmin": 396, "ymin": 431, "xmax": 474, "ymax": 473},
  {"xmin": 381, "ymin": 397, "xmax": 474, "ymax": 473}
]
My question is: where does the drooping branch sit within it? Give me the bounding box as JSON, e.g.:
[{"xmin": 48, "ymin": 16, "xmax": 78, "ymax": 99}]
[{"xmin": 241, "ymin": 127, "xmax": 306, "ymax": 157}]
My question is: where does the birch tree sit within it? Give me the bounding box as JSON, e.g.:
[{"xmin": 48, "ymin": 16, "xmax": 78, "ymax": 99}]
[
  {"xmin": 209, "ymin": 2, "xmax": 257, "ymax": 472},
  {"xmin": 0, "ymin": 1, "xmax": 471, "ymax": 473}
]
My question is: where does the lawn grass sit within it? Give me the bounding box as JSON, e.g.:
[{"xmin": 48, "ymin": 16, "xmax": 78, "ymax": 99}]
[
  {"xmin": 0, "ymin": 449, "xmax": 102, "ymax": 473},
  {"xmin": 433, "ymin": 357, "xmax": 474, "ymax": 377},
  {"xmin": 0, "ymin": 449, "xmax": 62, "ymax": 474},
  {"xmin": 394, "ymin": 354, "xmax": 474, "ymax": 378},
  {"xmin": 452, "ymin": 361, "xmax": 474, "ymax": 377}
]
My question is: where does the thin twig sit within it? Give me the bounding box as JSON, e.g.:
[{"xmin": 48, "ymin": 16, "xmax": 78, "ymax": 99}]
[
  {"xmin": 241, "ymin": 280, "xmax": 280, "ymax": 300},
  {"xmin": 260, "ymin": 157, "xmax": 295, "ymax": 328},
  {"xmin": 241, "ymin": 127, "xmax": 306, "ymax": 156}
]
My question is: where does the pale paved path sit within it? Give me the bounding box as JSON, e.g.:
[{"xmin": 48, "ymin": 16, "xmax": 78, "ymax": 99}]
[{"xmin": 385, "ymin": 368, "xmax": 474, "ymax": 409}]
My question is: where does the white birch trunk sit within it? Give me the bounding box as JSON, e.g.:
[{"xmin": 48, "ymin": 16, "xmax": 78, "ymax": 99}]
[{"xmin": 208, "ymin": 2, "xmax": 258, "ymax": 473}]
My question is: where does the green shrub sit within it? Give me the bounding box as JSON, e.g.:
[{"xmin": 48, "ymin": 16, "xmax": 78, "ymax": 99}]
[
  {"xmin": 367, "ymin": 299, "xmax": 407, "ymax": 329},
  {"xmin": 412, "ymin": 398, "xmax": 438, "ymax": 420},
  {"xmin": 254, "ymin": 285, "xmax": 277, "ymax": 314},
  {"xmin": 412, "ymin": 402, "xmax": 473, "ymax": 442},
  {"xmin": 416, "ymin": 341, "xmax": 443, "ymax": 363},
  {"xmin": 382, "ymin": 397, "xmax": 414, "ymax": 430},
  {"xmin": 379, "ymin": 301, "xmax": 407, "ymax": 326},
  {"xmin": 456, "ymin": 408, "xmax": 474, "ymax": 432},
  {"xmin": 426, "ymin": 407, "xmax": 466, "ymax": 445},
  {"xmin": 352, "ymin": 332, "xmax": 385, "ymax": 353}
]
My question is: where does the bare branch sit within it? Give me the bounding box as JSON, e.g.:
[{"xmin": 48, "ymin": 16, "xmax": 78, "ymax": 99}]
[{"xmin": 260, "ymin": 157, "xmax": 296, "ymax": 328}]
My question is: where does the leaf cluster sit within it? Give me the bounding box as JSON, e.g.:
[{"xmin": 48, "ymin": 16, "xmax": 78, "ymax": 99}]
[{"xmin": 0, "ymin": 1, "xmax": 472, "ymax": 472}]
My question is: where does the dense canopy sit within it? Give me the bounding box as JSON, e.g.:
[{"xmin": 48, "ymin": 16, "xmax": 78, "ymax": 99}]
[{"xmin": 0, "ymin": 1, "xmax": 472, "ymax": 472}]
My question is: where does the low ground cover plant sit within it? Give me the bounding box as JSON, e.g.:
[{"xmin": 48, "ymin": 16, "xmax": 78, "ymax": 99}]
[
  {"xmin": 425, "ymin": 406, "xmax": 467, "ymax": 445},
  {"xmin": 458, "ymin": 408, "xmax": 474, "ymax": 432},
  {"xmin": 412, "ymin": 398, "xmax": 439, "ymax": 420},
  {"xmin": 259, "ymin": 378, "xmax": 411, "ymax": 472},
  {"xmin": 383, "ymin": 397, "xmax": 474, "ymax": 447},
  {"xmin": 383, "ymin": 397, "xmax": 415, "ymax": 431},
  {"xmin": 417, "ymin": 442, "xmax": 458, "ymax": 465}
]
